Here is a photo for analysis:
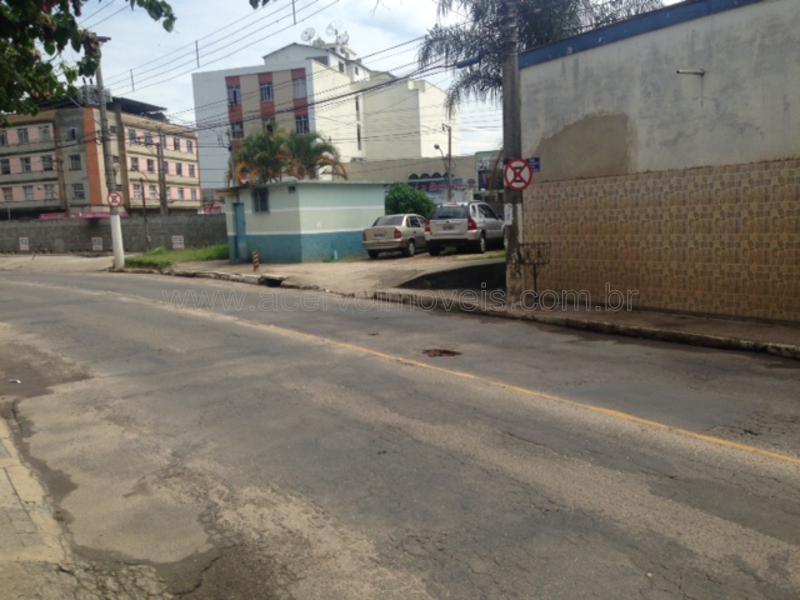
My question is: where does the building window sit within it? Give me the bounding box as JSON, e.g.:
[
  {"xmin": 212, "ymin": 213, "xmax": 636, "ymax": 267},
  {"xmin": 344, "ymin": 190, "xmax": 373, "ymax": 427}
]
[
  {"xmin": 173, "ymin": 137, "xmax": 181, "ymax": 151},
  {"xmin": 148, "ymin": 184, "xmax": 157, "ymax": 199},
  {"xmin": 253, "ymin": 188, "xmax": 269, "ymax": 212},
  {"xmin": 39, "ymin": 125, "xmax": 51, "ymax": 141},
  {"xmin": 354, "ymin": 66, "xmax": 359, "ymax": 76},
  {"xmin": 42, "ymin": 155, "xmax": 54, "ymax": 171},
  {"xmin": 188, "ymin": 164, "xmax": 196, "ymax": 178},
  {"xmin": 166, "ymin": 186, "xmax": 171, "ymax": 201},
  {"xmin": 262, "ymin": 118, "xmax": 274, "ymax": 134},
  {"xmin": 355, "ymin": 96, "xmax": 360, "ymax": 120},
  {"xmin": 0, "ymin": 130, "xmax": 6, "ymax": 146},
  {"xmin": 178, "ymin": 188, "xmax": 185, "ymax": 200},
  {"xmin": 21, "ymin": 157, "xmax": 31, "ymax": 173},
  {"xmin": 338, "ymin": 61, "xmax": 345, "ymax": 73},
  {"xmin": 2, "ymin": 188, "xmax": 11, "ymax": 202},
  {"xmin": 72, "ymin": 183, "xmax": 85, "ymax": 200},
  {"xmin": 146, "ymin": 159, "xmax": 155, "ymax": 173},
  {"xmin": 231, "ymin": 122, "xmax": 244, "ymax": 139},
  {"xmin": 288, "ymin": 185, "xmax": 296, "ymax": 194},
  {"xmin": 44, "ymin": 184, "xmax": 55, "ymax": 199},
  {"xmin": 130, "ymin": 157, "xmax": 139, "ymax": 171},
  {"xmin": 260, "ymin": 82, "xmax": 273, "ymax": 102},
  {"xmin": 145, "ymin": 132, "xmax": 154, "ymax": 146},
  {"xmin": 0, "ymin": 159, "xmax": 9, "ymax": 175},
  {"xmin": 69, "ymin": 154, "xmax": 81, "ymax": 170},
  {"xmin": 292, "ymin": 78, "xmax": 306, "ymax": 99},
  {"xmin": 190, "ymin": 188, "xmax": 197, "ymax": 201},
  {"xmin": 133, "ymin": 183, "xmax": 143, "ymax": 199},
  {"xmin": 109, "ymin": 125, "xmax": 117, "ymax": 135},
  {"xmin": 357, "ymin": 124, "xmax": 362, "ymax": 151},
  {"xmin": 128, "ymin": 128, "xmax": 137, "ymax": 144},
  {"xmin": 228, "ymin": 84, "xmax": 241, "ymax": 106},
  {"xmin": 163, "ymin": 160, "xmax": 169, "ymax": 174},
  {"xmin": 68, "ymin": 127, "xmax": 78, "ymax": 141},
  {"xmin": 23, "ymin": 185, "xmax": 34, "ymax": 201},
  {"xmin": 186, "ymin": 140, "xmax": 194, "ymax": 153},
  {"xmin": 176, "ymin": 162, "xmax": 183, "ymax": 176},
  {"xmin": 295, "ymin": 115, "xmax": 309, "ymax": 134},
  {"xmin": 17, "ymin": 128, "xmax": 29, "ymax": 144}
]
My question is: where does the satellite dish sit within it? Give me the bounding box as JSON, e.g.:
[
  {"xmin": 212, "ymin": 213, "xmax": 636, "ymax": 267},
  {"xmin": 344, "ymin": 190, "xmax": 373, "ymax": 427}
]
[
  {"xmin": 337, "ymin": 31, "xmax": 350, "ymax": 45},
  {"xmin": 325, "ymin": 23, "xmax": 337, "ymax": 38},
  {"xmin": 301, "ymin": 27, "xmax": 316, "ymax": 42}
]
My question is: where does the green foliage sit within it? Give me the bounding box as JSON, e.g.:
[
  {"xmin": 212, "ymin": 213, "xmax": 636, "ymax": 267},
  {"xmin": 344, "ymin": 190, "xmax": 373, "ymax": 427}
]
[
  {"xmin": 385, "ymin": 184, "xmax": 435, "ymax": 218},
  {"xmin": 284, "ymin": 132, "xmax": 347, "ymax": 180},
  {"xmin": 232, "ymin": 130, "xmax": 289, "ymax": 185},
  {"xmin": 420, "ymin": 0, "xmax": 662, "ymax": 110},
  {"xmin": 232, "ymin": 130, "xmax": 346, "ymax": 185},
  {"xmin": 0, "ymin": 1, "xmax": 272, "ymax": 116},
  {"xmin": 125, "ymin": 244, "xmax": 229, "ymax": 270}
]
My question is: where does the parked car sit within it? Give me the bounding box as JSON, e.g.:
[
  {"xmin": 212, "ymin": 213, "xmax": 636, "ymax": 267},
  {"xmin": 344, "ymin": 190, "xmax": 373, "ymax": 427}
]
[
  {"xmin": 362, "ymin": 214, "xmax": 427, "ymax": 259},
  {"xmin": 425, "ymin": 202, "xmax": 504, "ymax": 255}
]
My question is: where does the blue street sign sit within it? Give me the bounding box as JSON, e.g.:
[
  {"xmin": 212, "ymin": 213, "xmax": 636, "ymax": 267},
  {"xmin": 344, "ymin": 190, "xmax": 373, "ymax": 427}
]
[{"xmin": 527, "ymin": 157, "xmax": 541, "ymax": 172}]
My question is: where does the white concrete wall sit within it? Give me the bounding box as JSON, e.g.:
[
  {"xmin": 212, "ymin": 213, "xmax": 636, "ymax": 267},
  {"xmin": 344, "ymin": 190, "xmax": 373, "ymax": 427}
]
[
  {"xmin": 519, "ymin": 0, "xmax": 800, "ymax": 180},
  {"xmin": 308, "ymin": 60, "xmax": 362, "ymax": 161}
]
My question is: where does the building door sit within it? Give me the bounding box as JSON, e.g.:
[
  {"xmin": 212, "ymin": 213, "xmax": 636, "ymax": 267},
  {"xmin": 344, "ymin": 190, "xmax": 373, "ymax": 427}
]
[{"xmin": 234, "ymin": 202, "xmax": 247, "ymax": 261}]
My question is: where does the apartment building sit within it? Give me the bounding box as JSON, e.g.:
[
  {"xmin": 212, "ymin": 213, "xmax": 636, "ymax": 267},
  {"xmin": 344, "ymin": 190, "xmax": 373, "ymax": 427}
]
[
  {"xmin": 192, "ymin": 42, "xmax": 457, "ymax": 194},
  {"xmin": 0, "ymin": 93, "xmax": 201, "ymax": 219}
]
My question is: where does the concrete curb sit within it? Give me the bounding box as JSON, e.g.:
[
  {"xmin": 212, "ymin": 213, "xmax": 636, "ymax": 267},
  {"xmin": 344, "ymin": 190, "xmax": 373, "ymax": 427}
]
[
  {"xmin": 371, "ymin": 289, "xmax": 800, "ymax": 362},
  {"xmin": 119, "ymin": 268, "xmax": 800, "ymax": 361}
]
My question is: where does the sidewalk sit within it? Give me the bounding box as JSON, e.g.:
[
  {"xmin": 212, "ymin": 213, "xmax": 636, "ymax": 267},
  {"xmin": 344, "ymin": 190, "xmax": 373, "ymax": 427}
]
[
  {"xmin": 147, "ymin": 258, "xmax": 800, "ymax": 361},
  {"xmin": 374, "ymin": 289, "xmax": 800, "ymax": 361}
]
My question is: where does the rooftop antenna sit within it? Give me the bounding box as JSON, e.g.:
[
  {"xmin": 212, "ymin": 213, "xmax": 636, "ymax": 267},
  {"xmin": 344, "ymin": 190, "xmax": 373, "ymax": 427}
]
[{"xmin": 301, "ymin": 27, "xmax": 316, "ymax": 43}]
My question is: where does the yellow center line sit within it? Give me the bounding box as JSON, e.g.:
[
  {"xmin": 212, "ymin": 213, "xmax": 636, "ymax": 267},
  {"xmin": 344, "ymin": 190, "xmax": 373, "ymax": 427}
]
[
  {"xmin": 9, "ymin": 278, "xmax": 800, "ymax": 467},
  {"xmin": 260, "ymin": 323, "xmax": 800, "ymax": 467}
]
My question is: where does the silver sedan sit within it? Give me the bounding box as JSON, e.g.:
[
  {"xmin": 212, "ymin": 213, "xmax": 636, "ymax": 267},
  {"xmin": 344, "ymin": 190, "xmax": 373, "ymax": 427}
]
[{"xmin": 362, "ymin": 214, "xmax": 427, "ymax": 258}]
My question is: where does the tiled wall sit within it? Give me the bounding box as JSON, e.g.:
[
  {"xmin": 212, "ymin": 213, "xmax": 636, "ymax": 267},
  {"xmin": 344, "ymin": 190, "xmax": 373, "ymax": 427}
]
[{"xmin": 518, "ymin": 159, "xmax": 800, "ymax": 322}]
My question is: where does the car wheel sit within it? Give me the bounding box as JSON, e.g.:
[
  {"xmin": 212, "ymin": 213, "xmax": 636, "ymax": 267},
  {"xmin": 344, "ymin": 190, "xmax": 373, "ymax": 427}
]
[
  {"xmin": 428, "ymin": 244, "xmax": 441, "ymax": 256},
  {"xmin": 404, "ymin": 239, "xmax": 416, "ymax": 257},
  {"xmin": 474, "ymin": 233, "xmax": 486, "ymax": 254},
  {"xmin": 368, "ymin": 250, "xmax": 379, "ymax": 259}
]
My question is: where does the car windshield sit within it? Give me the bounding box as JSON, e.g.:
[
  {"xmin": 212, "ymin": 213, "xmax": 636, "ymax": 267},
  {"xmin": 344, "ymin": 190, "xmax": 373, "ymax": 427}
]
[
  {"xmin": 373, "ymin": 215, "xmax": 405, "ymax": 226},
  {"xmin": 432, "ymin": 205, "xmax": 468, "ymax": 220}
]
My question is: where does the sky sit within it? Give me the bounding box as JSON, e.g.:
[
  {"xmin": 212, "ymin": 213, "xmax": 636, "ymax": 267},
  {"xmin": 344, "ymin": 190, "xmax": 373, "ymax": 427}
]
[{"xmin": 76, "ymin": 0, "xmax": 503, "ymax": 156}]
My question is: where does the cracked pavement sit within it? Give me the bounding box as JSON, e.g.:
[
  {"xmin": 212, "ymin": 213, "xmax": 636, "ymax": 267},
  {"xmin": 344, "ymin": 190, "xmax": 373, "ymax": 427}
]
[{"xmin": 0, "ymin": 271, "xmax": 799, "ymax": 598}]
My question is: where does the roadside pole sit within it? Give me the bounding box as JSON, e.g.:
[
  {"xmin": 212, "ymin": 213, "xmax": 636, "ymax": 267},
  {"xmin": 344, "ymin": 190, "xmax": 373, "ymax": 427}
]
[
  {"xmin": 443, "ymin": 123, "xmax": 453, "ymax": 203},
  {"xmin": 157, "ymin": 133, "xmax": 168, "ymax": 216},
  {"xmin": 95, "ymin": 37, "xmax": 125, "ymax": 270},
  {"xmin": 500, "ymin": 0, "xmax": 523, "ymax": 303}
]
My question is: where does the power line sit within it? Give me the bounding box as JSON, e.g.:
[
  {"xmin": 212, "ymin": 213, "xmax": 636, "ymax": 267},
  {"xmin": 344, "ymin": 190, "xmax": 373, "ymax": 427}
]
[
  {"xmin": 117, "ymin": 0, "xmax": 338, "ymax": 95},
  {"xmin": 103, "ymin": 0, "xmax": 295, "ymax": 88},
  {"xmin": 83, "ymin": 4, "xmax": 129, "ymax": 29}
]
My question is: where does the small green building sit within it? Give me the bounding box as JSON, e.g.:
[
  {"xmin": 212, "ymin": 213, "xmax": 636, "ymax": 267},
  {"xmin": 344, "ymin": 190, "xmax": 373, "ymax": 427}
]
[{"xmin": 222, "ymin": 181, "xmax": 387, "ymax": 263}]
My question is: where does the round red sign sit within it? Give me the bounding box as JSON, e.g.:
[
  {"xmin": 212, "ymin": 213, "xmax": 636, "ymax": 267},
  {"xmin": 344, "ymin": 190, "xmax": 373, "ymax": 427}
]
[{"xmin": 503, "ymin": 159, "xmax": 534, "ymax": 191}]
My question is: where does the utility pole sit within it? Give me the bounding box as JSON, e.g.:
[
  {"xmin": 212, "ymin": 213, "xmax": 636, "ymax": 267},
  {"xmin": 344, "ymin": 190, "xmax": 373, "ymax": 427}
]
[
  {"xmin": 500, "ymin": 0, "xmax": 523, "ymax": 302},
  {"xmin": 95, "ymin": 36, "xmax": 125, "ymax": 270},
  {"xmin": 442, "ymin": 123, "xmax": 453, "ymax": 203},
  {"xmin": 156, "ymin": 131, "xmax": 168, "ymax": 216}
]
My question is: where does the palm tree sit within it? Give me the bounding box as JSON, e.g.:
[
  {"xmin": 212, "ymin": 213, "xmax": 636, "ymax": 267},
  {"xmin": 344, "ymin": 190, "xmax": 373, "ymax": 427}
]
[
  {"xmin": 284, "ymin": 132, "xmax": 348, "ymax": 180},
  {"xmin": 232, "ymin": 130, "xmax": 288, "ymax": 185},
  {"xmin": 420, "ymin": 0, "xmax": 662, "ymax": 111}
]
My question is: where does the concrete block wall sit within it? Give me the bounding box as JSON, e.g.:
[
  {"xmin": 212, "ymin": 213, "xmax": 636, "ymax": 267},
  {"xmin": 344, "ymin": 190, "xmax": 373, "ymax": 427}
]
[
  {"xmin": 0, "ymin": 215, "xmax": 226, "ymax": 254},
  {"xmin": 517, "ymin": 158, "xmax": 800, "ymax": 322}
]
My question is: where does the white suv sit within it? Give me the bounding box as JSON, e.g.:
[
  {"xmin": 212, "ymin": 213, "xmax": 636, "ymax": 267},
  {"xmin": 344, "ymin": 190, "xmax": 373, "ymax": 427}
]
[{"xmin": 424, "ymin": 202, "xmax": 504, "ymax": 255}]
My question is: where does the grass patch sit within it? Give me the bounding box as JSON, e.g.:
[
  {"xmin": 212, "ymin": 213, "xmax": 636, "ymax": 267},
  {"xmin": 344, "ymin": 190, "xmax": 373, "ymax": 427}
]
[{"xmin": 125, "ymin": 244, "xmax": 228, "ymax": 270}]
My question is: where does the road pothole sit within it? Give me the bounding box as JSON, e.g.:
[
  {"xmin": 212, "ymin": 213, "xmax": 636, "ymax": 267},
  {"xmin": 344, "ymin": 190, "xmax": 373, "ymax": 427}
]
[{"xmin": 422, "ymin": 349, "xmax": 462, "ymax": 358}]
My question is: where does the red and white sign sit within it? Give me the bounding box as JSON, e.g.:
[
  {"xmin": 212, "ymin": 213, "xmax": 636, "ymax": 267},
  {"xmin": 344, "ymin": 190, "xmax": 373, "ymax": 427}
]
[
  {"xmin": 107, "ymin": 191, "xmax": 123, "ymax": 207},
  {"xmin": 503, "ymin": 159, "xmax": 534, "ymax": 191}
]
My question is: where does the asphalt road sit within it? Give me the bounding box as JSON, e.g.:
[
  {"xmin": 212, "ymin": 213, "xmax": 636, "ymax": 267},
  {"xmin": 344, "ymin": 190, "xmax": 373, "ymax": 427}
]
[{"xmin": 1, "ymin": 271, "xmax": 799, "ymax": 599}]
